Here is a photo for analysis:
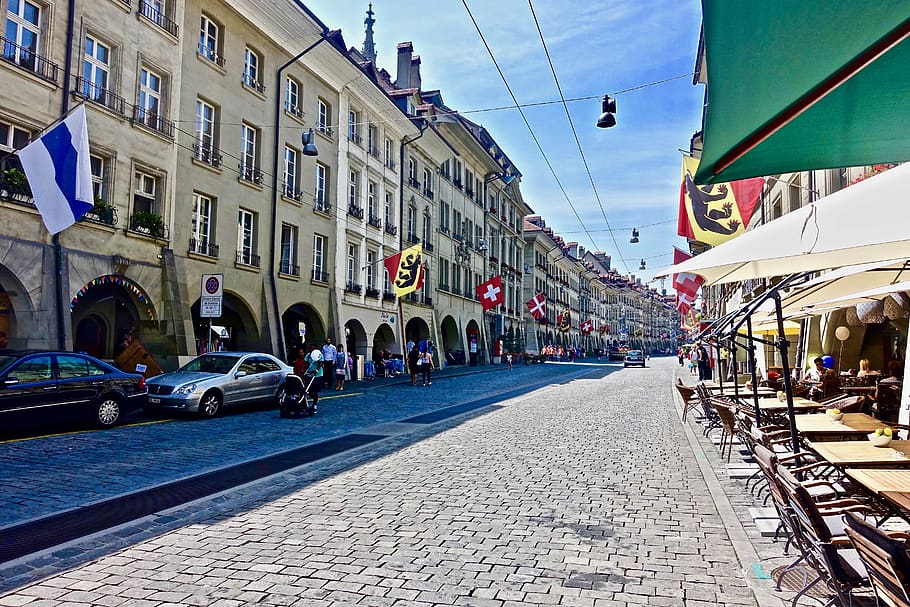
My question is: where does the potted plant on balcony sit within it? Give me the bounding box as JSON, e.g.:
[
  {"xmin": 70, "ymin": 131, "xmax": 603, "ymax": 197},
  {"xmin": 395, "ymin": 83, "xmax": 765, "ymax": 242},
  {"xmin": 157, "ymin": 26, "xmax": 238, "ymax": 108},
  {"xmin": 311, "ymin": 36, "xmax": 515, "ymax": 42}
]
[
  {"xmin": 131, "ymin": 210, "xmax": 165, "ymax": 237},
  {"xmin": 1, "ymin": 167, "xmax": 31, "ymax": 200},
  {"xmin": 86, "ymin": 196, "xmax": 115, "ymax": 224}
]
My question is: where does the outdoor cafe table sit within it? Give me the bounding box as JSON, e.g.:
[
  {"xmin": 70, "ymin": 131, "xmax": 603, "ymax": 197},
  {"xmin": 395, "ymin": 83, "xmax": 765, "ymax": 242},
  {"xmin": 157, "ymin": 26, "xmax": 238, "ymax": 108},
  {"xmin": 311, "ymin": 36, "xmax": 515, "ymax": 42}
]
[
  {"xmin": 752, "ymin": 396, "xmax": 821, "ymax": 414},
  {"xmin": 717, "ymin": 387, "xmax": 776, "ymax": 398},
  {"xmin": 845, "ymin": 468, "xmax": 910, "ymax": 520},
  {"xmin": 807, "ymin": 440, "xmax": 910, "ymax": 467},
  {"xmin": 795, "ymin": 413, "xmax": 887, "ymax": 441}
]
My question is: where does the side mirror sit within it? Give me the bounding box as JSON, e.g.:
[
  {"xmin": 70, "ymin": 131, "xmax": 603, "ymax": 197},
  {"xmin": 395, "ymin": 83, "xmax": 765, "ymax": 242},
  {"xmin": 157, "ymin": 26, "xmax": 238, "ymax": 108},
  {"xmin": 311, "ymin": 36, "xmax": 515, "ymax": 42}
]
[
  {"xmin": 2, "ymin": 377, "xmax": 19, "ymax": 387},
  {"xmin": 234, "ymin": 371, "xmax": 247, "ymax": 379}
]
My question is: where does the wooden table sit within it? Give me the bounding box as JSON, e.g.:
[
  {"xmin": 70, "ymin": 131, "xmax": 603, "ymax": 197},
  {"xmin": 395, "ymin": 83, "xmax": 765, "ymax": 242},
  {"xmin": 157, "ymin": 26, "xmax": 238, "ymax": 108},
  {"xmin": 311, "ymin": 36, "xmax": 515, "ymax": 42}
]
[
  {"xmin": 717, "ymin": 387, "xmax": 776, "ymax": 399},
  {"xmin": 753, "ymin": 397, "xmax": 821, "ymax": 414},
  {"xmin": 846, "ymin": 468, "xmax": 910, "ymax": 494},
  {"xmin": 881, "ymin": 492, "xmax": 910, "ymax": 513},
  {"xmin": 796, "ymin": 413, "xmax": 886, "ymax": 440},
  {"xmin": 808, "ymin": 440, "xmax": 910, "ymax": 466}
]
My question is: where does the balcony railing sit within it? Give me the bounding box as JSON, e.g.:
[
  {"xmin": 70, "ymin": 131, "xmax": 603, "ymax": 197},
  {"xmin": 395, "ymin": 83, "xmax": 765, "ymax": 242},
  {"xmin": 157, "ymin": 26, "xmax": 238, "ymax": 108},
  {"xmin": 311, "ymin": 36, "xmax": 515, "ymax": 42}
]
[
  {"xmin": 385, "ymin": 158, "xmax": 396, "ymax": 171},
  {"xmin": 313, "ymin": 196, "xmax": 331, "ymax": 213},
  {"xmin": 193, "ymin": 143, "xmax": 222, "ymax": 168},
  {"xmin": 81, "ymin": 204, "xmax": 118, "ymax": 227},
  {"xmin": 279, "ymin": 260, "xmax": 300, "ymax": 276},
  {"xmin": 438, "ymin": 225, "xmax": 449, "ymax": 235},
  {"xmin": 239, "ymin": 164, "xmax": 262, "ymax": 185},
  {"xmin": 422, "ymin": 240, "xmax": 434, "ymax": 252},
  {"xmin": 348, "ymin": 132, "xmax": 362, "ymax": 145},
  {"xmin": 1, "ymin": 36, "xmax": 58, "ymax": 83},
  {"xmin": 345, "ymin": 282, "xmax": 362, "ymax": 294},
  {"xmin": 0, "ymin": 167, "xmax": 33, "ymax": 203},
  {"xmin": 453, "ymin": 178, "xmax": 463, "ymax": 190},
  {"xmin": 197, "ymin": 44, "xmax": 225, "ymax": 67},
  {"xmin": 384, "ymin": 224, "xmax": 398, "ymax": 236},
  {"xmin": 406, "ymin": 232, "xmax": 420, "ymax": 245},
  {"xmin": 365, "ymin": 287, "xmax": 381, "ymax": 298},
  {"xmin": 367, "ymin": 214, "xmax": 382, "ymax": 229},
  {"xmin": 132, "ymin": 105, "xmax": 176, "ymax": 138},
  {"xmin": 242, "ymin": 72, "xmax": 266, "ymax": 93},
  {"xmin": 423, "ymin": 188, "xmax": 434, "ymax": 200},
  {"xmin": 368, "ymin": 146, "xmax": 381, "ymax": 159},
  {"xmin": 282, "ymin": 183, "xmax": 302, "ymax": 201},
  {"xmin": 138, "ymin": 0, "xmax": 179, "ymax": 37},
  {"xmin": 317, "ymin": 124, "xmax": 333, "ymax": 138},
  {"xmin": 312, "ymin": 269, "xmax": 329, "ymax": 282},
  {"xmin": 236, "ymin": 250, "xmax": 261, "ymax": 267},
  {"xmin": 189, "ymin": 238, "xmax": 219, "ymax": 257},
  {"xmin": 465, "ymin": 186, "xmax": 474, "ymax": 197},
  {"xmin": 382, "ymin": 291, "xmax": 396, "ymax": 302},
  {"xmin": 75, "ymin": 77, "xmax": 126, "ymax": 114},
  {"xmin": 347, "ymin": 204, "xmax": 364, "ymax": 219},
  {"xmin": 285, "ymin": 103, "xmax": 303, "ymax": 118},
  {"xmin": 407, "ymin": 177, "xmax": 420, "ymax": 189}
]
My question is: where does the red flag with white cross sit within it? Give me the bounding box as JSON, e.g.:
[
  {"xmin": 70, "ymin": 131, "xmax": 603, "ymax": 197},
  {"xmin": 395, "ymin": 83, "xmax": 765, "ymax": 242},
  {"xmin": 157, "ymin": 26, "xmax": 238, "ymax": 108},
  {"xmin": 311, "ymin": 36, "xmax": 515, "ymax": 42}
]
[
  {"xmin": 476, "ymin": 275, "xmax": 504, "ymax": 311},
  {"xmin": 581, "ymin": 319, "xmax": 594, "ymax": 334},
  {"xmin": 525, "ymin": 291, "xmax": 546, "ymax": 320}
]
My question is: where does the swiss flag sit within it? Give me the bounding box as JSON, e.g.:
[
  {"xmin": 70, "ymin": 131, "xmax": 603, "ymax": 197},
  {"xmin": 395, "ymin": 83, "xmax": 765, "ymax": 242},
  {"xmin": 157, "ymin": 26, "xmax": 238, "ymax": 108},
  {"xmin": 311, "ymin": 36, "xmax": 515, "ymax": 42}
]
[
  {"xmin": 581, "ymin": 319, "xmax": 594, "ymax": 334},
  {"xmin": 476, "ymin": 275, "xmax": 504, "ymax": 311},
  {"xmin": 525, "ymin": 292, "xmax": 546, "ymax": 320},
  {"xmin": 673, "ymin": 247, "xmax": 704, "ymax": 315}
]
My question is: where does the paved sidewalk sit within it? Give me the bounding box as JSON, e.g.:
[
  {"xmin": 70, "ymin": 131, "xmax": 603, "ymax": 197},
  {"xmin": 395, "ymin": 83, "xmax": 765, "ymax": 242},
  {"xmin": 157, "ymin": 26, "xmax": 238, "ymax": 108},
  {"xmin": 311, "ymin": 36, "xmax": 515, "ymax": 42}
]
[{"xmin": 0, "ymin": 358, "xmax": 777, "ymax": 606}]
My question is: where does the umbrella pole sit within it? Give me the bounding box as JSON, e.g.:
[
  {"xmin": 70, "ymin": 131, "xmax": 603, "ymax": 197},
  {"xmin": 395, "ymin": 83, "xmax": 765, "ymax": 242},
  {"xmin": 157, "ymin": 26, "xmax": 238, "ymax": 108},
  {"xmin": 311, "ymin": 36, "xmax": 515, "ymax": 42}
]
[
  {"xmin": 746, "ymin": 316, "xmax": 761, "ymax": 426},
  {"xmin": 731, "ymin": 337, "xmax": 740, "ymax": 402},
  {"xmin": 773, "ymin": 292, "xmax": 799, "ymax": 454}
]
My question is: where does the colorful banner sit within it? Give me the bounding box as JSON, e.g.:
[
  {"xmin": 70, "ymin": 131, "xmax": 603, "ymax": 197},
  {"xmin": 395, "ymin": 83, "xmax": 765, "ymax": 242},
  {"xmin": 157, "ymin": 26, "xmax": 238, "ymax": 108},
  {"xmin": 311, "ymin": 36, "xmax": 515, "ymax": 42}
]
[
  {"xmin": 557, "ymin": 310, "xmax": 571, "ymax": 333},
  {"xmin": 673, "ymin": 247, "xmax": 704, "ymax": 315},
  {"xmin": 580, "ymin": 319, "xmax": 594, "ymax": 334},
  {"xmin": 384, "ymin": 244, "xmax": 424, "ymax": 297},
  {"xmin": 678, "ymin": 155, "xmax": 763, "ymax": 246}
]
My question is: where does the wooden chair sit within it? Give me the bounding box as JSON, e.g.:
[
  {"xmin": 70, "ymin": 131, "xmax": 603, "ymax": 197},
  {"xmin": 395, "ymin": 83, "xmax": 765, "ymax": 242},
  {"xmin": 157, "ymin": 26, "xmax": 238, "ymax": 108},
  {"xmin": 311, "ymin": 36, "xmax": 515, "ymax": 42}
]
[
  {"xmin": 874, "ymin": 384, "xmax": 902, "ymax": 423},
  {"xmin": 674, "ymin": 378, "xmax": 700, "ymax": 421},
  {"xmin": 709, "ymin": 397, "xmax": 739, "ymax": 462},
  {"xmin": 844, "ymin": 511, "xmax": 910, "ymax": 607}
]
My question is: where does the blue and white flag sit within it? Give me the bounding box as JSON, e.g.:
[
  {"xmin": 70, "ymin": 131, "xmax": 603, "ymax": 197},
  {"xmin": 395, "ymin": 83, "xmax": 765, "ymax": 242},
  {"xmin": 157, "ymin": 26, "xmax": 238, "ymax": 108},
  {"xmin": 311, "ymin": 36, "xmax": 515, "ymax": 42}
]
[{"xmin": 18, "ymin": 105, "xmax": 94, "ymax": 234}]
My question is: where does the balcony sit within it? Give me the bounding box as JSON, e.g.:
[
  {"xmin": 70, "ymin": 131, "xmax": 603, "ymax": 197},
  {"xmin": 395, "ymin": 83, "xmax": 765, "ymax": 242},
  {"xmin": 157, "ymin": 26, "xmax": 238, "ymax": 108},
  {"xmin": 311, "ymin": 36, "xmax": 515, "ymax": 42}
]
[
  {"xmin": 189, "ymin": 238, "xmax": 219, "ymax": 258},
  {"xmin": 138, "ymin": 0, "xmax": 179, "ymax": 37},
  {"xmin": 131, "ymin": 105, "xmax": 175, "ymax": 138},
  {"xmin": 242, "ymin": 73, "xmax": 266, "ymax": 94},
  {"xmin": 313, "ymin": 196, "xmax": 331, "ymax": 213},
  {"xmin": 367, "ymin": 214, "xmax": 382, "ymax": 229},
  {"xmin": 197, "ymin": 44, "xmax": 225, "ymax": 67},
  {"xmin": 128, "ymin": 211, "xmax": 167, "ymax": 239},
  {"xmin": 1, "ymin": 36, "xmax": 59, "ymax": 83},
  {"xmin": 384, "ymin": 224, "xmax": 398, "ymax": 236},
  {"xmin": 465, "ymin": 186, "xmax": 474, "ymax": 197},
  {"xmin": 422, "ymin": 240, "xmax": 434, "ymax": 252},
  {"xmin": 368, "ymin": 146, "xmax": 381, "ymax": 160},
  {"xmin": 236, "ymin": 250, "xmax": 261, "ymax": 268},
  {"xmin": 279, "ymin": 260, "xmax": 300, "ymax": 276},
  {"xmin": 285, "ymin": 103, "xmax": 303, "ymax": 119},
  {"xmin": 453, "ymin": 178, "xmax": 462, "ymax": 190},
  {"xmin": 406, "ymin": 232, "xmax": 420, "ymax": 245},
  {"xmin": 407, "ymin": 177, "xmax": 420, "ymax": 189},
  {"xmin": 239, "ymin": 164, "xmax": 262, "ymax": 185},
  {"xmin": 344, "ymin": 282, "xmax": 362, "ymax": 294},
  {"xmin": 365, "ymin": 286, "xmax": 380, "ymax": 298},
  {"xmin": 0, "ymin": 167, "xmax": 32, "ymax": 204},
  {"xmin": 382, "ymin": 291, "xmax": 396, "ymax": 302},
  {"xmin": 282, "ymin": 183, "xmax": 302, "ymax": 201},
  {"xmin": 385, "ymin": 158, "xmax": 396, "ymax": 171},
  {"xmin": 81, "ymin": 202, "xmax": 118, "ymax": 227},
  {"xmin": 348, "ymin": 132, "xmax": 362, "ymax": 146},
  {"xmin": 317, "ymin": 124, "xmax": 333, "ymax": 138},
  {"xmin": 312, "ymin": 269, "xmax": 329, "ymax": 283},
  {"xmin": 423, "ymin": 188, "xmax": 434, "ymax": 200},
  {"xmin": 347, "ymin": 204, "xmax": 364, "ymax": 219},
  {"xmin": 193, "ymin": 143, "xmax": 222, "ymax": 168},
  {"xmin": 75, "ymin": 77, "xmax": 126, "ymax": 114}
]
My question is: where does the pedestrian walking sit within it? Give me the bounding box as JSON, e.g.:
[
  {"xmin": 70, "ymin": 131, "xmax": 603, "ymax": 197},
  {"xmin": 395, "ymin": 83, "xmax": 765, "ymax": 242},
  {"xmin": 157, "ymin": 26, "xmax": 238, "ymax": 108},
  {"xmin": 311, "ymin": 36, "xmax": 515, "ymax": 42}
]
[
  {"xmin": 335, "ymin": 345, "xmax": 351, "ymax": 391},
  {"xmin": 506, "ymin": 353, "xmax": 513, "ymax": 370},
  {"xmin": 419, "ymin": 349, "xmax": 434, "ymax": 386},
  {"xmin": 696, "ymin": 341, "xmax": 711, "ymax": 381},
  {"xmin": 407, "ymin": 344, "xmax": 420, "ymax": 386},
  {"xmin": 321, "ymin": 337, "xmax": 337, "ymax": 377}
]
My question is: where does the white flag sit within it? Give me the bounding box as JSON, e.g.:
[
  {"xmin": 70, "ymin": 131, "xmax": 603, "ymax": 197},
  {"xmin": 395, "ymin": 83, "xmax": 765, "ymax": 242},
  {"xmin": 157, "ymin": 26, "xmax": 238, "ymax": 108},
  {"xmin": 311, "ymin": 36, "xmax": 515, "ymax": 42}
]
[{"xmin": 18, "ymin": 105, "xmax": 94, "ymax": 234}]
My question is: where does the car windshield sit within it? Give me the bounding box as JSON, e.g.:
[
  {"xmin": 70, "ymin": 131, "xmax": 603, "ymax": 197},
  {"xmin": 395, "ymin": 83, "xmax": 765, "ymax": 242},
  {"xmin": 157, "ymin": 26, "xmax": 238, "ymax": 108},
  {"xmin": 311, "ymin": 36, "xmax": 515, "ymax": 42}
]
[
  {"xmin": 179, "ymin": 355, "xmax": 241, "ymax": 374},
  {"xmin": 0, "ymin": 354, "xmax": 18, "ymax": 374}
]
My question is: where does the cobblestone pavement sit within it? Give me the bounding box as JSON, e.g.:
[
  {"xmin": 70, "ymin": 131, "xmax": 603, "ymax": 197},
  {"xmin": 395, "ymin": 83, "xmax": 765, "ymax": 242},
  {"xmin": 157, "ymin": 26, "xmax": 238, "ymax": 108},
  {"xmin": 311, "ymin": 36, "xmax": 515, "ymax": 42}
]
[{"xmin": 0, "ymin": 358, "xmax": 785, "ymax": 606}]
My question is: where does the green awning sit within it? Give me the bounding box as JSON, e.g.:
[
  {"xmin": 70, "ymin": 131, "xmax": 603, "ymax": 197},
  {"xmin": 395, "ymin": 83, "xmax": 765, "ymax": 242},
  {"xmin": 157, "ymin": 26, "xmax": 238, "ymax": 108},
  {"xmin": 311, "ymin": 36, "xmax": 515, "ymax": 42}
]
[{"xmin": 695, "ymin": 1, "xmax": 910, "ymax": 185}]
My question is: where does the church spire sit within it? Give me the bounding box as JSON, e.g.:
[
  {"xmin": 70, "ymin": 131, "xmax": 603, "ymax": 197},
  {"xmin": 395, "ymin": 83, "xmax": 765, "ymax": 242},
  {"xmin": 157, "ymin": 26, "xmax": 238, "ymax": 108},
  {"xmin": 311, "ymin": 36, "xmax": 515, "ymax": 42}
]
[{"xmin": 362, "ymin": 3, "xmax": 377, "ymax": 62}]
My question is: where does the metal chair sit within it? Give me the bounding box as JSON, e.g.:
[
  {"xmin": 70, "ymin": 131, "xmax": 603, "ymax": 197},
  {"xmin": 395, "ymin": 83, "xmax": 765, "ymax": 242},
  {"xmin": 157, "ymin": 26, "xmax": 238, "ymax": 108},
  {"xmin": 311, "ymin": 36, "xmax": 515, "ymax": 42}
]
[{"xmin": 843, "ymin": 511, "xmax": 910, "ymax": 607}]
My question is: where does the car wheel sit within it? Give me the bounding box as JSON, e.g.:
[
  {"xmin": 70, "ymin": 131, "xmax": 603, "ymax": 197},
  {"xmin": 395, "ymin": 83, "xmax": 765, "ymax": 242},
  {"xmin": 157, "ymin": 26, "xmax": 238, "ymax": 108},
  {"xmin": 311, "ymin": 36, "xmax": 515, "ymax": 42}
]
[
  {"xmin": 198, "ymin": 391, "xmax": 222, "ymax": 418},
  {"xmin": 96, "ymin": 395, "xmax": 122, "ymax": 427}
]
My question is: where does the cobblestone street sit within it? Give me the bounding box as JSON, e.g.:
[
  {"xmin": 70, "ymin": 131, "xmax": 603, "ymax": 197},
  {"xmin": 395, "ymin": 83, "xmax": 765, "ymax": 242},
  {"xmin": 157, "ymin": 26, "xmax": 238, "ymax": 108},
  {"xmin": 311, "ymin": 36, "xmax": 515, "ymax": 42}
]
[{"xmin": 0, "ymin": 359, "xmax": 782, "ymax": 606}]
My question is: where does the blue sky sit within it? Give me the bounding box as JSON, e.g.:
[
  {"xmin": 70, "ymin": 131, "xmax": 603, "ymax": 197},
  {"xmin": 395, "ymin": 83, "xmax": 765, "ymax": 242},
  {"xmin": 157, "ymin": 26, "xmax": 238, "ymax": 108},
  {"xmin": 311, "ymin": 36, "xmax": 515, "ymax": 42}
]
[{"xmin": 305, "ymin": 0, "xmax": 704, "ymax": 287}]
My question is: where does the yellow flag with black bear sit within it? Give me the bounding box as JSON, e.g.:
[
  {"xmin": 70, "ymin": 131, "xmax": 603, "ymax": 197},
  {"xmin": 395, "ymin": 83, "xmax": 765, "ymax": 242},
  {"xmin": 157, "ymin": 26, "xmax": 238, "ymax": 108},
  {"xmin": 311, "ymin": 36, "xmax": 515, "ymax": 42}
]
[{"xmin": 383, "ymin": 244, "xmax": 424, "ymax": 297}]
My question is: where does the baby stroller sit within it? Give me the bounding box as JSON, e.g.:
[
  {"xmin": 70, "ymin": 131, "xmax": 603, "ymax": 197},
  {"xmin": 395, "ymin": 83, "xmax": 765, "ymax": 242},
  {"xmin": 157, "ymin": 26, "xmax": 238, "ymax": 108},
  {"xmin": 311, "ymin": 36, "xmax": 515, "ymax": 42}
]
[{"xmin": 278, "ymin": 373, "xmax": 316, "ymax": 417}]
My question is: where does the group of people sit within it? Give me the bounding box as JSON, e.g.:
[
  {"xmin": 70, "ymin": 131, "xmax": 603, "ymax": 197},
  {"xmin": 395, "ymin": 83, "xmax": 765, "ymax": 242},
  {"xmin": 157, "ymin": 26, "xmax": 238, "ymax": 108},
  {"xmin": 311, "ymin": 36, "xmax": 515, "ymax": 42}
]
[
  {"xmin": 680, "ymin": 342, "xmax": 713, "ymax": 380},
  {"xmin": 291, "ymin": 337, "xmax": 354, "ymax": 411},
  {"xmin": 406, "ymin": 340, "xmax": 435, "ymax": 386}
]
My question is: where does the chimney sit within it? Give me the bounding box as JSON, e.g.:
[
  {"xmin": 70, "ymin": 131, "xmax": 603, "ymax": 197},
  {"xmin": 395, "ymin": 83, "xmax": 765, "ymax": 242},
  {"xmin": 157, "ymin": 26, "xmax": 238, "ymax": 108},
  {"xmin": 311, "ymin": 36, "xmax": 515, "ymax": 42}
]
[
  {"xmin": 410, "ymin": 54, "xmax": 421, "ymax": 90},
  {"xmin": 396, "ymin": 41, "xmax": 413, "ymax": 89}
]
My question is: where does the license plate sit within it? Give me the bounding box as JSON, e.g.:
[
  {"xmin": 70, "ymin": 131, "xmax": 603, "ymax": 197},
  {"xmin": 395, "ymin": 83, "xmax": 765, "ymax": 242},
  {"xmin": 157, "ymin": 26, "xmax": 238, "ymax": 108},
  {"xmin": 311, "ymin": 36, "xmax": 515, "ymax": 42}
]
[{"xmin": 148, "ymin": 397, "xmax": 161, "ymax": 404}]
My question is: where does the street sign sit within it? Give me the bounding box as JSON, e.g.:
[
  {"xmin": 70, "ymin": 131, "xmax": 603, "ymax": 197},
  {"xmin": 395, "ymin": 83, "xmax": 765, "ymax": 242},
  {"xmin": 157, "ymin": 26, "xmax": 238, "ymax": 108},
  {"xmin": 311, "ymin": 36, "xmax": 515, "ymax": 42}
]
[{"xmin": 200, "ymin": 274, "xmax": 223, "ymax": 318}]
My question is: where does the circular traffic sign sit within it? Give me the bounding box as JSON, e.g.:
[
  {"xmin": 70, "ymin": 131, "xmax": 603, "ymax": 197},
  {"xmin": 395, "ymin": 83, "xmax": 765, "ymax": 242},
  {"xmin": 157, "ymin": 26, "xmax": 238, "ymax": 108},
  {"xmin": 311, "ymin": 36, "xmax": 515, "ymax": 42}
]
[{"xmin": 205, "ymin": 276, "xmax": 220, "ymax": 294}]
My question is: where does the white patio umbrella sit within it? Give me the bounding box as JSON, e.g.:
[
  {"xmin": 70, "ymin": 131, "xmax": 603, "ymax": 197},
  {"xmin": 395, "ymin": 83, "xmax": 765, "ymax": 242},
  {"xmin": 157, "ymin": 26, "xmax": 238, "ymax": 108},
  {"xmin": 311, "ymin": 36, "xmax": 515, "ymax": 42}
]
[
  {"xmin": 804, "ymin": 280, "xmax": 910, "ymax": 311},
  {"xmin": 657, "ymin": 162, "xmax": 910, "ymax": 285},
  {"xmin": 779, "ymin": 258, "xmax": 910, "ymax": 315}
]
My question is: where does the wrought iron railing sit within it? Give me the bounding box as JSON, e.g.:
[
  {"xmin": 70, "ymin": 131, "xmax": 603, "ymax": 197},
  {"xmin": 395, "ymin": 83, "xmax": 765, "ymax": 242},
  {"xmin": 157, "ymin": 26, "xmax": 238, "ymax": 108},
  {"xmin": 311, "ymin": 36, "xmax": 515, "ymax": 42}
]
[
  {"xmin": 384, "ymin": 224, "xmax": 398, "ymax": 236},
  {"xmin": 138, "ymin": 0, "xmax": 179, "ymax": 37},
  {"xmin": 189, "ymin": 238, "xmax": 219, "ymax": 257},
  {"xmin": 365, "ymin": 287, "xmax": 381, "ymax": 298},
  {"xmin": 236, "ymin": 249, "xmax": 260, "ymax": 267},
  {"xmin": 1, "ymin": 36, "xmax": 58, "ymax": 83},
  {"xmin": 368, "ymin": 215, "xmax": 382, "ymax": 229},
  {"xmin": 345, "ymin": 282, "xmax": 362, "ymax": 294},
  {"xmin": 347, "ymin": 204, "xmax": 364, "ymax": 219},
  {"xmin": 75, "ymin": 77, "xmax": 126, "ymax": 114},
  {"xmin": 279, "ymin": 260, "xmax": 300, "ymax": 276},
  {"xmin": 238, "ymin": 164, "xmax": 262, "ymax": 185},
  {"xmin": 193, "ymin": 143, "xmax": 222, "ymax": 168},
  {"xmin": 82, "ymin": 204, "xmax": 118, "ymax": 227},
  {"xmin": 197, "ymin": 43, "xmax": 225, "ymax": 67},
  {"xmin": 313, "ymin": 196, "xmax": 331, "ymax": 213},
  {"xmin": 312, "ymin": 269, "xmax": 329, "ymax": 282},
  {"xmin": 132, "ymin": 105, "xmax": 176, "ymax": 138},
  {"xmin": 282, "ymin": 183, "xmax": 302, "ymax": 201}
]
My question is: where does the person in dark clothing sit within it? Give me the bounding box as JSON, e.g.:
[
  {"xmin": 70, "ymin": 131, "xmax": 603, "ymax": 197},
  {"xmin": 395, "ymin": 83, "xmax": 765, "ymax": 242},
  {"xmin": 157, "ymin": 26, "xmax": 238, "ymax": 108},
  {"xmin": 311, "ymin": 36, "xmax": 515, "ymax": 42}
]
[
  {"xmin": 696, "ymin": 341, "xmax": 711, "ymax": 381},
  {"xmin": 407, "ymin": 344, "xmax": 420, "ymax": 386}
]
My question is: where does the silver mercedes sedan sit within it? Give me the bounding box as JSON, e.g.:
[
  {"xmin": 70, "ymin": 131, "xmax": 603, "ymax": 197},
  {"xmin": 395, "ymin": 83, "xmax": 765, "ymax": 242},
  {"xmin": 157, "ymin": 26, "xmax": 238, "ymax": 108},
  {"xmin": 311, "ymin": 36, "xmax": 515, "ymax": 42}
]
[{"xmin": 145, "ymin": 352, "xmax": 291, "ymax": 417}]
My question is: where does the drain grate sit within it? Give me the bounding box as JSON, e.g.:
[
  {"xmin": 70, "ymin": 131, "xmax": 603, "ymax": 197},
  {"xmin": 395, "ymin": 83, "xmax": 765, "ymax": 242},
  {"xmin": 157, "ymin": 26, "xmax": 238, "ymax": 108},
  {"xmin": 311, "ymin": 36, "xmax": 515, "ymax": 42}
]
[{"xmin": 0, "ymin": 433, "xmax": 382, "ymax": 564}]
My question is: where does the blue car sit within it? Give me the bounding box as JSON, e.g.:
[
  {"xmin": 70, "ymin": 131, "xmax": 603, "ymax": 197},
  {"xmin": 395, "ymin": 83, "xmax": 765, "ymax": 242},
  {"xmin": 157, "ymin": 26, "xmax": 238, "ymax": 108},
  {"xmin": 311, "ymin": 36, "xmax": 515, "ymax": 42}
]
[{"xmin": 0, "ymin": 350, "xmax": 147, "ymax": 428}]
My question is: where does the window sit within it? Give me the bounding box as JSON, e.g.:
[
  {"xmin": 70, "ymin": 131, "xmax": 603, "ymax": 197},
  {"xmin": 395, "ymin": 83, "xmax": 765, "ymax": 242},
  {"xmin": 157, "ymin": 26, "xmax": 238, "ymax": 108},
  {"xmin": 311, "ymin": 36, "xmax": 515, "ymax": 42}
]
[
  {"xmin": 346, "ymin": 243, "xmax": 358, "ymax": 286},
  {"xmin": 236, "ymin": 208, "xmax": 257, "ymax": 266},
  {"xmin": 0, "ymin": 120, "xmax": 29, "ymax": 172},
  {"xmin": 348, "ymin": 169, "xmax": 359, "ymax": 208},
  {"xmin": 407, "ymin": 205, "xmax": 416, "ymax": 240},
  {"xmin": 366, "ymin": 251, "xmax": 375, "ymax": 289},
  {"xmin": 11, "ymin": 355, "xmax": 51, "ymax": 383},
  {"xmin": 283, "ymin": 146, "xmax": 299, "ymax": 199},
  {"xmin": 243, "ymin": 47, "xmax": 263, "ymax": 91},
  {"xmin": 191, "ymin": 192, "xmax": 214, "ymax": 255},
  {"xmin": 280, "ymin": 223, "xmax": 298, "ymax": 275},
  {"xmin": 133, "ymin": 170, "xmax": 158, "ymax": 214},
  {"xmin": 384, "ymin": 137, "xmax": 393, "ymax": 168},
  {"xmin": 367, "ymin": 124, "xmax": 377, "ymax": 156},
  {"xmin": 139, "ymin": 0, "xmax": 178, "ymax": 37},
  {"xmin": 423, "ymin": 169, "xmax": 433, "ymax": 198},
  {"xmin": 239, "ymin": 123, "xmax": 259, "ymax": 183},
  {"xmin": 194, "ymin": 98, "xmax": 218, "ymax": 166},
  {"xmin": 422, "ymin": 212, "xmax": 430, "ymax": 243},
  {"xmin": 198, "ymin": 14, "xmax": 222, "ymax": 65},
  {"xmin": 453, "ymin": 159, "xmax": 462, "ymax": 186},
  {"xmin": 4, "ymin": 0, "xmax": 40, "ymax": 72},
  {"xmin": 407, "ymin": 158, "xmax": 417, "ymax": 186},
  {"xmin": 90, "ymin": 154, "xmax": 107, "ymax": 202},
  {"xmin": 788, "ymin": 176, "xmax": 801, "ymax": 212},
  {"xmin": 439, "ymin": 201, "xmax": 449, "ymax": 231},
  {"xmin": 137, "ymin": 66, "xmax": 162, "ymax": 126},
  {"xmin": 285, "ymin": 77, "xmax": 301, "ymax": 116},
  {"xmin": 384, "ymin": 191, "xmax": 392, "ymax": 226},
  {"xmin": 315, "ymin": 162, "xmax": 328, "ymax": 210},
  {"xmin": 82, "ymin": 36, "xmax": 110, "ymax": 103},
  {"xmin": 316, "ymin": 98, "xmax": 329, "ymax": 135},
  {"xmin": 465, "ymin": 169, "xmax": 474, "ymax": 195},
  {"xmin": 383, "ymin": 267, "xmax": 391, "ymax": 293},
  {"xmin": 313, "ymin": 234, "xmax": 325, "ymax": 279},
  {"xmin": 367, "ymin": 181, "xmax": 376, "ymax": 219},
  {"xmin": 58, "ymin": 355, "xmax": 106, "ymax": 379},
  {"xmin": 348, "ymin": 110, "xmax": 360, "ymax": 144}
]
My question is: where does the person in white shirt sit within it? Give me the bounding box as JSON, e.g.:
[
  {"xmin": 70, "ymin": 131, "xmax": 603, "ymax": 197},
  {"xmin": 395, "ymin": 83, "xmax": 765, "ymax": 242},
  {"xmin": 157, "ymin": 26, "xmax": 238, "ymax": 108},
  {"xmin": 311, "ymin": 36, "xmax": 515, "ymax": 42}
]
[{"xmin": 322, "ymin": 337, "xmax": 337, "ymax": 377}]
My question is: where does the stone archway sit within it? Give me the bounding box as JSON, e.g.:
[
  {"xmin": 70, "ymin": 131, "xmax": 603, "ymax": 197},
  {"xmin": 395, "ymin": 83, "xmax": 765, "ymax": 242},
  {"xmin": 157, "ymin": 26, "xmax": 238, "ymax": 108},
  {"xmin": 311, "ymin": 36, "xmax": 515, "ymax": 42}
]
[
  {"xmin": 0, "ymin": 264, "xmax": 36, "ymax": 350},
  {"xmin": 191, "ymin": 291, "xmax": 261, "ymax": 355},
  {"xmin": 439, "ymin": 315, "xmax": 463, "ymax": 363},
  {"xmin": 281, "ymin": 302, "xmax": 326, "ymax": 362},
  {"xmin": 372, "ymin": 323, "xmax": 397, "ymax": 359},
  {"xmin": 405, "ymin": 316, "xmax": 430, "ymax": 346},
  {"xmin": 70, "ymin": 275, "xmax": 158, "ymax": 359},
  {"xmin": 344, "ymin": 318, "xmax": 367, "ymax": 360},
  {"xmin": 465, "ymin": 319, "xmax": 481, "ymax": 366}
]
